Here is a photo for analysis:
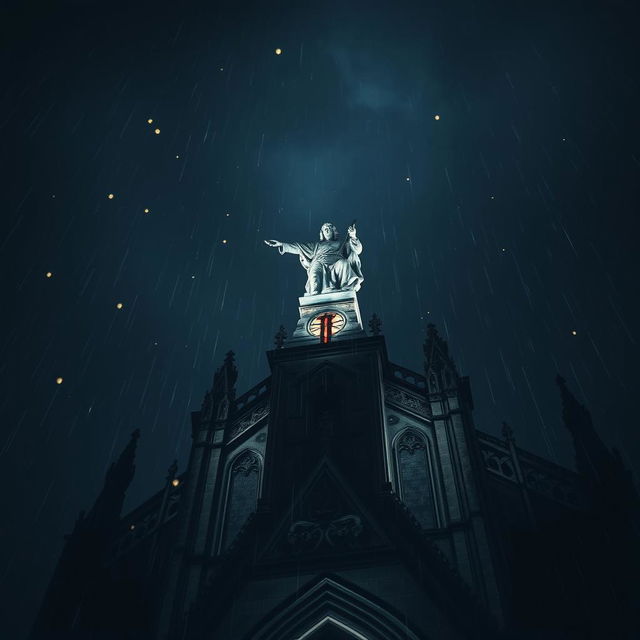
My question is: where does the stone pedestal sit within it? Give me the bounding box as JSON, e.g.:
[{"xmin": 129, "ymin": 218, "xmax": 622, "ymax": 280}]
[{"xmin": 286, "ymin": 290, "xmax": 365, "ymax": 346}]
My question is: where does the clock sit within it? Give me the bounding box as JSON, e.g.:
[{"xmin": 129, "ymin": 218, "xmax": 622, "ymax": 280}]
[{"xmin": 307, "ymin": 311, "xmax": 346, "ymax": 342}]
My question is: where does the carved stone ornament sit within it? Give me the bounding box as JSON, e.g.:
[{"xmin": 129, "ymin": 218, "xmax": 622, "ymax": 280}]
[
  {"xmin": 368, "ymin": 313, "xmax": 382, "ymax": 336},
  {"xmin": 384, "ymin": 384, "xmax": 429, "ymax": 416},
  {"xmin": 230, "ymin": 403, "xmax": 270, "ymax": 439},
  {"xmin": 397, "ymin": 431, "xmax": 426, "ymax": 454},
  {"xmin": 232, "ymin": 450, "xmax": 260, "ymax": 476},
  {"xmin": 287, "ymin": 514, "xmax": 363, "ymax": 552}
]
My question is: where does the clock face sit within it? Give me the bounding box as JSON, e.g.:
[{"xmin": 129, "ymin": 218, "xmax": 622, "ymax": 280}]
[{"xmin": 308, "ymin": 311, "xmax": 346, "ymax": 337}]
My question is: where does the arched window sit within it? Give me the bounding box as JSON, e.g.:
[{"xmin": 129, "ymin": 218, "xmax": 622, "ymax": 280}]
[
  {"xmin": 222, "ymin": 449, "xmax": 261, "ymax": 550},
  {"xmin": 395, "ymin": 430, "xmax": 437, "ymax": 529}
]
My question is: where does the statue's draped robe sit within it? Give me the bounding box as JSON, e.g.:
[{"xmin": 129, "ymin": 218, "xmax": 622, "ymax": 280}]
[{"xmin": 278, "ymin": 237, "xmax": 364, "ymax": 296}]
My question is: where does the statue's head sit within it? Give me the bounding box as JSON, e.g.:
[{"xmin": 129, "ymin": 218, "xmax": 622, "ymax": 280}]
[{"xmin": 319, "ymin": 222, "xmax": 338, "ymax": 241}]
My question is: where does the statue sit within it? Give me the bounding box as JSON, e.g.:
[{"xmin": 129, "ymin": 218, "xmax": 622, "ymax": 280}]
[{"xmin": 265, "ymin": 222, "xmax": 364, "ymax": 296}]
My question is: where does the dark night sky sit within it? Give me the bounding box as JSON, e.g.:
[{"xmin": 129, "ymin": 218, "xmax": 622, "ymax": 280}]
[{"xmin": 2, "ymin": 0, "xmax": 639, "ymax": 636}]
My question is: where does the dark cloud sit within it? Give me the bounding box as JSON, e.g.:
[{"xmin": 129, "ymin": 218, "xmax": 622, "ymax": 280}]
[{"xmin": 329, "ymin": 45, "xmax": 421, "ymax": 116}]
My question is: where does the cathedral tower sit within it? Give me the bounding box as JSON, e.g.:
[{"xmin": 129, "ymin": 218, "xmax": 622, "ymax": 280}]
[
  {"xmin": 32, "ymin": 240, "xmax": 639, "ymax": 638},
  {"xmin": 156, "ymin": 289, "xmax": 505, "ymax": 639}
]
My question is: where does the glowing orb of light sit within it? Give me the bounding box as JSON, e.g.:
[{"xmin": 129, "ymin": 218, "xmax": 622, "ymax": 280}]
[
  {"xmin": 116, "ymin": 302, "xmax": 123, "ymax": 309},
  {"xmin": 46, "ymin": 272, "xmax": 52, "ymax": 278},
  {"xmin": 275, "ymin": 48, "xmax": 282, "ymax": 55},
  {"xmin": 108, "ymin": 193, "xmax": 114, "ymax": 199},
  {"xmin": 154, "ymin": 128, "xmax": 161, "ymax": 135},
  {"xmin": 172, "ymin": 478, "xmax": 180, "ymax": 487},
  {"xmin": 434, "ymin": 114, "xmax": 440, "ymax": 120},
  {"xmin": 56, "ymin": 377, "xmax": 63, "ymax": 385},
  {"xmin": 147, "ymin": 118, "xmax": 153, "ymax": 124}
]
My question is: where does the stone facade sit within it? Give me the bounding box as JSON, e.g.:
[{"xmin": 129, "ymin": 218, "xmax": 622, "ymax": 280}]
[{"xmin": 32, "ymin": 303, "xmax": 639, "ymax": 639}]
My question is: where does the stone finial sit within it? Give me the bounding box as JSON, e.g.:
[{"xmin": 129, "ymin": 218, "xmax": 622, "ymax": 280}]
[
  {"xmin": 368, "ymin": 313, "xmax": 382, "ymax": 336},
  {"xmin": 166, "ymin": 459, "xmax": 178, "ymax": 483},
  {"xmin": 502, "ymin": 421, "xmax": 515, "ymax": 442},
  {"xmin": 274, "ymin": 325, "xmax": 287, "ymax": 349}
]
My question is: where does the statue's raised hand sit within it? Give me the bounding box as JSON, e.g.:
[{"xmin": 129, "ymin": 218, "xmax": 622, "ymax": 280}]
[{"xmin": 264, "ymin": 239, "xmax": 283, "ymax": 248}]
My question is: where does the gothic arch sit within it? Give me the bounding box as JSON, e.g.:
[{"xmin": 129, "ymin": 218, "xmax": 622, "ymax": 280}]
[
  {"xmin": 245, "ymin": 575, "xmax": 425, "ymax": 640},
  {"xmin": 220, "ymin": 448, "xmax": 263, "ymax": 551},
  {"xmin": 296, "ymin": 616, "xmax": 368, "ymax": 639},
  {"xmin": 392, "ymin": 428, "xmax": 439, "ymax": 529}
]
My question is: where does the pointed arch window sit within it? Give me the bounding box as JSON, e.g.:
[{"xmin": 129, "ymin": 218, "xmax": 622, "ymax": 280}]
[
  {"xmin": 395, "ymin": 430, "xmax": 437, "ymax": 529},
  {"xmin": 222, "ymin": 449, "xmax": 261, "ymax": 550}
]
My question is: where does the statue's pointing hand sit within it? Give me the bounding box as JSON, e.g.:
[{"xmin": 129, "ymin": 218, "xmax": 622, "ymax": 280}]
[
  {"xmin": 264, "ymin": 239, "xmax": 283, "ymax": 248},
  {"xmin": 348, "ymin": 225, "xmax": 357, "ymax": 239}
]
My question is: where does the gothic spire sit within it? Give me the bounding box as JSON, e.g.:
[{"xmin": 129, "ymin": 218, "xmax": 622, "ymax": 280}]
[
  {"xmin": 205, "ymin": 351, "xmax": 238, "ymax": 423},
  {"xmin": 423, "ymin": 323, "xmax": 459, "ymax": 393},
  {"xmin": 85, "ymin": 429, "xmax": 140, "ymax": 531},
  {"xmin": 556, "ymin": 375, "xmax": 639, "ymax": 518},
  {"xmin": 556, "ymin": 375, "xmax": 612, "ymax": 483}
]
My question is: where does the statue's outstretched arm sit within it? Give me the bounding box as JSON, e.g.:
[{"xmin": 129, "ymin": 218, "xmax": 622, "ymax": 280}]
[
  {"xmin": 266, "ymin": 239, "xmax": 317, "ymax": 264},
  {"xmin": 279, "ymin": 242, "xmax": 302, "ymax": 256}
]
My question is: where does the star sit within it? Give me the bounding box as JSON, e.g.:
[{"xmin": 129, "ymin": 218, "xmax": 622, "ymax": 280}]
[
  {"xmin": 107, "ymin": 193, "xmax": 114, "ymax": 199},
  {"xmin": 147, "ymin": 118, "xmax": 153, "ymax": 124},
  {"xmin": 154, "ymin": 128, "xmax": 161, "ymax": 135},
  {"xmin": 46, "ymin": 272, "xmax": 52, "ymax": 278},
  {"xmin": 56, "ymin": 377, "xmax": 63, "ymax": 385},
  {"xmin": 434, "ymin": 114, "xmax": 440, "ymax": 120},
  {"xmin": 275, "ymin": 48, "xmax": 282, "ymax": 55},
  {"xmin": 116, "ymin": 302, "xmax": 123, "ymax": 309}
]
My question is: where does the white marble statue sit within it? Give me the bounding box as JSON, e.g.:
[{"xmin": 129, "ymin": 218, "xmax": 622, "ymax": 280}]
[{"xmin": 265, "ymin": 222, "xmax": 364, "ymax": 296}]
